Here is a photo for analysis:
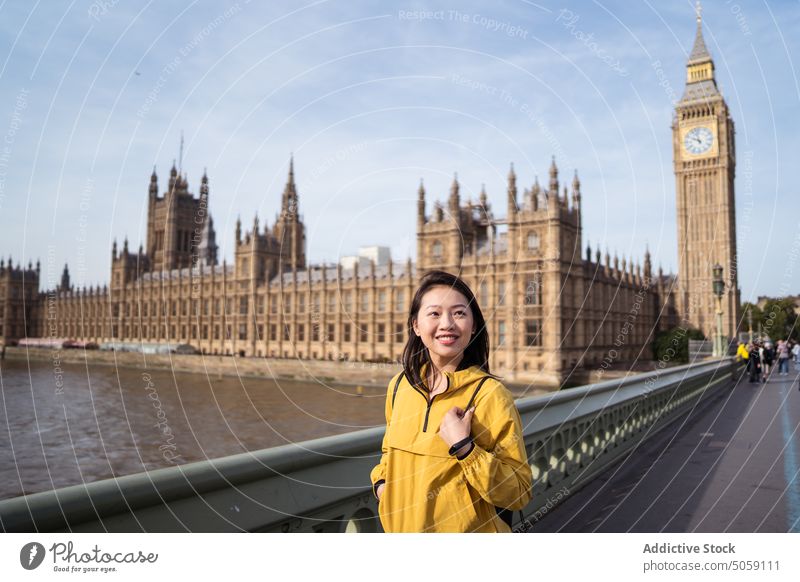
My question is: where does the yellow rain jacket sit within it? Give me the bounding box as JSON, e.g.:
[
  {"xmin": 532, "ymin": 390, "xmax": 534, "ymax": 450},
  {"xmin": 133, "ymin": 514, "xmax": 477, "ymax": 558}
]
[
  {"xmin": 370, "ymin": 365, "xmax": 532, "ymax": 533},
  {"xmin": 736, "ymin": 343, "xmax": 749, "ymax": 361}
]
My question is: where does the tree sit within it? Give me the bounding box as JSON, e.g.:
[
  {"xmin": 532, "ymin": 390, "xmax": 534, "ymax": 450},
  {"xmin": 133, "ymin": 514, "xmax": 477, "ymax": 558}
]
[
  {"xmin": 754, "ymin": 298, "xmax": 798, "ymax": 342},
  {"xmin": 652, "ymin": 327, "xmax": 706, "ymax": 364}
]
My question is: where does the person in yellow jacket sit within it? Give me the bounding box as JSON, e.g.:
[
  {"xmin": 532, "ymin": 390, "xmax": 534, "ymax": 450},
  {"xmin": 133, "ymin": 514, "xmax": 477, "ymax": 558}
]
[
  {"xmin": 736, "ymin": 342, "xmax": 749, "ymax": 362},
  {"xmin": 370, "ymin": 270, "xmax": 532, "ymax": 532}
]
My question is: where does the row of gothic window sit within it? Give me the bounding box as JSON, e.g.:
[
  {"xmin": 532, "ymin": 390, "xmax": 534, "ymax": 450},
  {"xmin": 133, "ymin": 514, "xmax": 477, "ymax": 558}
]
[
  {"xmin": 57, "ymin": 318, "xmax": 543, "ymax": 349},
  {"xmin": 430, "ymin": 232, "xmax": 540, "ymax": 259}
]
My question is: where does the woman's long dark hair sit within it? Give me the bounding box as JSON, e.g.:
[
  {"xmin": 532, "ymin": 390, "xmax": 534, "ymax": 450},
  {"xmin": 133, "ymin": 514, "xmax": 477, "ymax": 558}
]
[{"xmin": 402, "ymin": 270, "xmax": 491, "ymax": 390}]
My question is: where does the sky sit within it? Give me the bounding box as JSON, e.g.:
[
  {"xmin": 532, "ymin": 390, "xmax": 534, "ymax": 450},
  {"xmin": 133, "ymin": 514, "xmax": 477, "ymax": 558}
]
[{"xmin": 0, "ymin": 0, "xmax": 797, "ymax": 301}]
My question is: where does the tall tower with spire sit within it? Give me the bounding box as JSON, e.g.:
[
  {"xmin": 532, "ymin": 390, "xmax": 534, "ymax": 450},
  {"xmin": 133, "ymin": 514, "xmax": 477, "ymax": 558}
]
[
  {"xmin": 196, "ymin": 170, "xmax": 218, "ymax": 267},
  {"xmin": 272, "ymin": 156, "xmax": 307, "ymax": 271},
  {"xmin": 673, "ymin": 2, "xmax": 740, "ymax": 341},
  {"xmin": 146, "ymin": 160, "xmax": 215, "ymax": 272}
]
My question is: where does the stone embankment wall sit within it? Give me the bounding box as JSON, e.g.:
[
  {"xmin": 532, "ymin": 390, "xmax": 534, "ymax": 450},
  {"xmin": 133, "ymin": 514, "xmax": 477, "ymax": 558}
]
[{"xmin": 3, "ymin": 347, "xmax": 400, "ymax": 387}]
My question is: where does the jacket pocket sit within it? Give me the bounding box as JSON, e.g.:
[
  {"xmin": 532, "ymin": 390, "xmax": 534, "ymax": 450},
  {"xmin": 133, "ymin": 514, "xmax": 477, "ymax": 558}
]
[{"xmin": 429, "ymin": 473, "xmax": 481, "ymax": 532}]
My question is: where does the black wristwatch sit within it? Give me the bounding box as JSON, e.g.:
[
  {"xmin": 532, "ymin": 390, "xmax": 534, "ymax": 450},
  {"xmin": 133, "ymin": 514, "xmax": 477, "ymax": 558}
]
[{"xmin": 448, "ymin": 436, "xmax": 473, "ymax": 456}]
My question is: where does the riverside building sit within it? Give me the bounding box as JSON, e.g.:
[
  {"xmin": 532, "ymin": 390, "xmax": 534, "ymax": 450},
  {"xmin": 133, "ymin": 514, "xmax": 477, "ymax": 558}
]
[{"xmin": 0, "ymin": 10, "xmax": 739, "ymax": 385}]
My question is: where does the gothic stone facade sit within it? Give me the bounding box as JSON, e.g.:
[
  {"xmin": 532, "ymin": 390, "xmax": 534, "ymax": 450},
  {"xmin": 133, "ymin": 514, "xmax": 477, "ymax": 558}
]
[
  {"xmin": 2, "ymin": 156, "xmax": 679, "ymax": 385},
  {"xmin": 673, "ymin": 11, "xmax": 742, "ymax": 339},
  {"xmin": 415, "ymin": 161, "xmax": 678, "ymax": 383},
  {"xmin": 2, "ymin": 11, "xmax": 740, "ymax": 384}
]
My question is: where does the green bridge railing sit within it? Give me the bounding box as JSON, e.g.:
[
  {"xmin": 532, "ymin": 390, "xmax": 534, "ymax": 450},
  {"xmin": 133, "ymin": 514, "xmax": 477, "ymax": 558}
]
[{"xmin": 0, "ymin": 358, "xmax": 738, "ymax": 532}]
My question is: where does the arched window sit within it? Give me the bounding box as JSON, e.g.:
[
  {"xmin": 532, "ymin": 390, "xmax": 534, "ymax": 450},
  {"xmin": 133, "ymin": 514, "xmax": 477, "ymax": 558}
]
[{"xmin": 432, "ymin": 241, "xmax": 443, "ymax": 259}]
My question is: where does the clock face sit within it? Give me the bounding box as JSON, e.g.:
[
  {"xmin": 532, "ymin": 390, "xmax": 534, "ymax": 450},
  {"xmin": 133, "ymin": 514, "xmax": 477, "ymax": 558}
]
[{"xmin": 684, "ymin": 126, "xmax": 714, "ymax": 155}]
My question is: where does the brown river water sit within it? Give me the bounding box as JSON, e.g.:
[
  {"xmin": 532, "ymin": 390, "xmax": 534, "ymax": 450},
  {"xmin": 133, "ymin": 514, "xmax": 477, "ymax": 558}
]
[{"xmin": 0, "ymin": 358, "xmax": 388, "ymax": 500}]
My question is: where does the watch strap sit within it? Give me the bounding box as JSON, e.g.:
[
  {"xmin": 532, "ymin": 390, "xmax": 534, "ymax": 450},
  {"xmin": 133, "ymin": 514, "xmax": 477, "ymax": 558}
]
[{"xmin": 448, "ymin": 436, "xmax": 473, "ymax": 456}]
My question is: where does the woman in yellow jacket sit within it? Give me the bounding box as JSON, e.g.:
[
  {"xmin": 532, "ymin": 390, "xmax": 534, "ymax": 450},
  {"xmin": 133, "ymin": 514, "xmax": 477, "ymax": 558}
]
[
  {"xmin": 370, "ymin": 270, "xmax": 532, "ymax": 532},
  {"xmin": 736, "ymin": 342, "xmax": 749, "ymax": 362}
]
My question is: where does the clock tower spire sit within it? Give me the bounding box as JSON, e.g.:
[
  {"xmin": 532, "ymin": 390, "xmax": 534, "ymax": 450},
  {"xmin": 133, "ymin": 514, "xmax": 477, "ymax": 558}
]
[{"xmin": 673, "ymin": 1, "xmax": 741, "ymax": 343}]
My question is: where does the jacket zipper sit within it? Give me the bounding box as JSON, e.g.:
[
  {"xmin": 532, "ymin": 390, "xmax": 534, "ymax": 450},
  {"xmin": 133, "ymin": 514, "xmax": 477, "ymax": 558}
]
[
  {"xmin": 422, "ymin": 374, "xmax": 449, "ymax": 432},
  {"xmin": 422, "ymin": 396, "xmax": 436, "ymax": 432}
]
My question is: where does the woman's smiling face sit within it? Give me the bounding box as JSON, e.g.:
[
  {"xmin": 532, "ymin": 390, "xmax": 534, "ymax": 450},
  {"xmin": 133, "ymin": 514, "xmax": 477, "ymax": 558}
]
[{"xmin": 412, "ymin": 285, "xmax": 475, "ymax": 367}]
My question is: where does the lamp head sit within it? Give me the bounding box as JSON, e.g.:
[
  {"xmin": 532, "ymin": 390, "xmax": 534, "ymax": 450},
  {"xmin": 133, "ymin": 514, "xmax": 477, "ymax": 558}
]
[{"xmin": 712, "ymin": 263, "xmax": 725, "ymax": 297}]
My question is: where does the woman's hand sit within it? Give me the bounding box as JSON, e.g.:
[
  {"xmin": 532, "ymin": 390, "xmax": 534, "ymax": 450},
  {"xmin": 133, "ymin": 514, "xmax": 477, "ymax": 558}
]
[
  {"xmin": 376, "ymin": 483, "xmax": 385, "ymax": 502},
  {"xmin": 438, "ymin": 406, "xmax": 475, "ymax": 449}
]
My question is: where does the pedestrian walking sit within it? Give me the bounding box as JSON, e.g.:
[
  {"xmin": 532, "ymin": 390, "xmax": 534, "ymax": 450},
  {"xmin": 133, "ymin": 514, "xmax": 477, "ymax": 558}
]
[
  {"xmin": 761, "ymin": 342, "xmax": 774, "ymax": 382},
  {"xmin": 748, "ymin": 343, "xmax": 762, "ymax": 384},
  {"xmin": 736, "ymin": 341, "xmax": 749, "ymax": 362},
  {"xmin": 777, "ymin": 339, "xmax": 790, "ymax": 375}
]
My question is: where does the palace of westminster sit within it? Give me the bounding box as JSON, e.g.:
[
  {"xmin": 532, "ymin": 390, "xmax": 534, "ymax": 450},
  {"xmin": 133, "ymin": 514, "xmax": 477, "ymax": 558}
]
[{"xmin": 0, "ymin": 12, "xmax": 741, "ymax": 384}]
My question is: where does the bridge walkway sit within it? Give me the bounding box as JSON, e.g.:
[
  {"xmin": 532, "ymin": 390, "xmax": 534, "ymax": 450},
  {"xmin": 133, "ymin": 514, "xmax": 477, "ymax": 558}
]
[{"xmin": 533, "ymin": 366, "xmax": 800, "ymax": 533}]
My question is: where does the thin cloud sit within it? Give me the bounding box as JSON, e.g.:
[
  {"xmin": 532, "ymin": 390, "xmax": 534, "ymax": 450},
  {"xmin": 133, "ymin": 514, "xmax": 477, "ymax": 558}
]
[{"xmin": 0, "ymin": 0, "xmax": 796, "ymax": 300}]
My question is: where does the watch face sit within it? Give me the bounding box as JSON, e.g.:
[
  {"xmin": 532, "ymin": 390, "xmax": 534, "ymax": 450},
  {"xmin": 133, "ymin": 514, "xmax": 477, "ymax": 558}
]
[{"xmin": 684, "ymin": 126, "xmax": 714, "ymax": 155}]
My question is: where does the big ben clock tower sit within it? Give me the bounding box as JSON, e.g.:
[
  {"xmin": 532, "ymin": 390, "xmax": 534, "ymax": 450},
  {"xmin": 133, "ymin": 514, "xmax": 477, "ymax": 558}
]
[{"xmin": 674, "ymin": 3, "xmax": 741, "ymax": 342}]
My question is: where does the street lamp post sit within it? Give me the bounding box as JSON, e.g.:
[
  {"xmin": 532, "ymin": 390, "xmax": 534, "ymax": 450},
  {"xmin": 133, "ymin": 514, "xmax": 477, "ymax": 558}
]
[{"xmin": 712, "ymin": 264, "xmax": 725, "ymax": 357}]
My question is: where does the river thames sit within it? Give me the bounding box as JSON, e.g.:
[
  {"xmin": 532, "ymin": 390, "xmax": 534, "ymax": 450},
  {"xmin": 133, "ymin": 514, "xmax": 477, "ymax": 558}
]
[{"xmin": 0, "ymin": 358, "xmax": 389, "ymax": 500}]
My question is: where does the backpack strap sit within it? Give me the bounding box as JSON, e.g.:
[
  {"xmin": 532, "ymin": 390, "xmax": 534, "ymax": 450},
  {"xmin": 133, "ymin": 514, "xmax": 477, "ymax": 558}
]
[
  {"xmin": 390, "ymin": 372, "xmax": 404, "ymax": 412},
  {"xmin": 496, "ymin": 507, "xmax": 514, "ymax": 528},
  {"xmin": 465, "ymin": 376, "xmax": 491, "ymax": 410}
]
